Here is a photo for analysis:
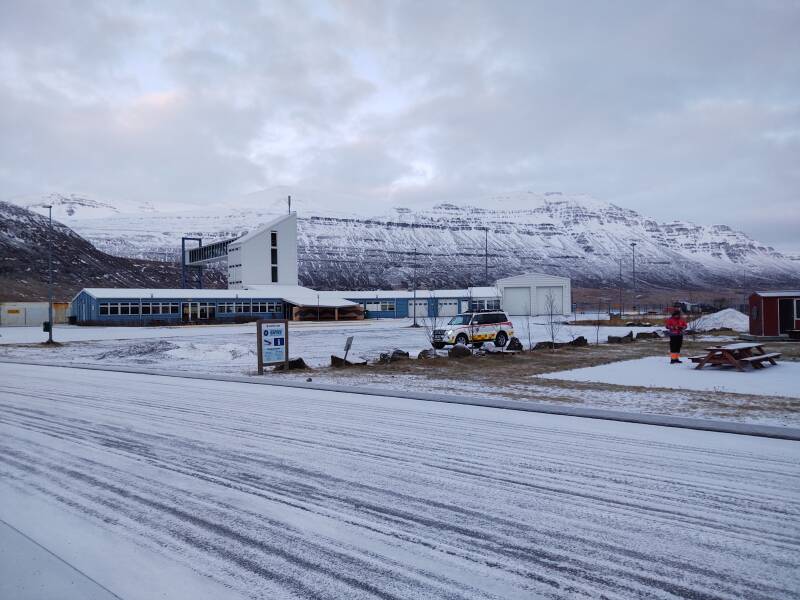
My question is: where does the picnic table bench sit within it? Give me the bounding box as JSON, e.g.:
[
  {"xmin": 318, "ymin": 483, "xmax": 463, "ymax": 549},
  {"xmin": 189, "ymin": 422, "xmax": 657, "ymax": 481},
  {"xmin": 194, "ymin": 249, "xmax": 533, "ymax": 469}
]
[{"xmin": 688, "ymin": 343, "xmax": 781, "ymax": 371}]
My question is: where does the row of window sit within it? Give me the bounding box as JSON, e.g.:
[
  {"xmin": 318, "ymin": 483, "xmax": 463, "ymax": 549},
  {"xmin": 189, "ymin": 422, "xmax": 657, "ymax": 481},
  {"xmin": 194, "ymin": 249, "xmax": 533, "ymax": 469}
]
[
  {"xmin": 365, "ymin": 301, "xmax": 396, "ymax": 312},
  {"xmin": 470, "ymin": 299, "xmax": 501, "ymax": 311},
  {"xmin": 361, "ymin": 299, "xmax": 500, "ymax": 313},
  {"xmin": 218, "ymin": 302, "xmax": 283, "ymax": 313},
  {"xmin": 98, "ymin": 301, "xmax": 283, "ymax": 316},
  {"xmin": 99, "ymin": 302, "xmax": 180, "ymax": 316},
  {"xmin": 270, "ymin": 231, "xmax": 279, "ymax": 282}
]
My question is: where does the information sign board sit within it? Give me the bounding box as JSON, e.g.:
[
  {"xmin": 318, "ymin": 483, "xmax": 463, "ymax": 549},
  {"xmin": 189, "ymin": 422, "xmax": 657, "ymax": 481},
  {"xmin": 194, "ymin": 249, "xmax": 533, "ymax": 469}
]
[{"xmin": 257, "ymin": 319, "xmax": 290, "ymax": 373}]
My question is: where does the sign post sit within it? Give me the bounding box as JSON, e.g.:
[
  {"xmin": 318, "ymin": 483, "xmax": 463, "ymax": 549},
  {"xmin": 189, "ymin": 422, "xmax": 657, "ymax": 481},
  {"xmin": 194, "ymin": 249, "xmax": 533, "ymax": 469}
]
[
  {"xmin": 257, "ymin": 319, "xmax": 289, "ymax": 374},
  {"xmin": 343, "ymin": 336, "xmax": 354, "ymax": 362}
]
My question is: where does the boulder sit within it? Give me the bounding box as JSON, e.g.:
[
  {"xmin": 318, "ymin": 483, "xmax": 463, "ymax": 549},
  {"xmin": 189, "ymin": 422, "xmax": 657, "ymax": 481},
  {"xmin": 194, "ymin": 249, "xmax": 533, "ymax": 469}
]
[
  {"xmin": 507, "ymin": 336, "xmax": 524, "ymax": 352},
  {"xmin": 331, "ymin": 355, "xmax": 367, "ymax": 367},
  {"xmin": 569, "ymin": 336, "xmax": 588, "ymax": 347},
  {"xmin": 608, "ymin": 331, "xmax": 635, "ymax": 344},
  {"xmin": 448, "ymin": 343, "xmax": 472, "ymax": 358},
  {"xmin": 635, "ymin": 331, "xmax": 660, "ymax": 340},
  {"xmin": 533, "ymin": 341, "xmax": 566, "ymax": 350},
  {"xmin": 273, "ymin": 357, "xmax": 308, "ymax": 371},
  {"xmin": 417, "ymin": 348, "xmax": 438, "ymax": 360},
  {"xmin": 378, "ymin": 348, "xmax": 410, "ymax": 363}
]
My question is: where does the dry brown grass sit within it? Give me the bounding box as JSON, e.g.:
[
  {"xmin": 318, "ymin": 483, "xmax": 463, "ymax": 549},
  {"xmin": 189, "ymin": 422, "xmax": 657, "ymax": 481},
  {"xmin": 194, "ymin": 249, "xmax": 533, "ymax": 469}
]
[{"xmin": 292, "ymin": 337, "xmax": 800, "ymax": 423}]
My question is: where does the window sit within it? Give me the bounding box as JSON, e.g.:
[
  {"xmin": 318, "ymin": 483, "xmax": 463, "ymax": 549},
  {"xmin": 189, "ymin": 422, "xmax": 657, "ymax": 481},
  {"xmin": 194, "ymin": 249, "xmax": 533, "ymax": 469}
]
[
  {"xmin": 271, "ymin": 248, "xmax": 278, "ymax": 264},
  {"xmin": 130, "ymin": 304, "xmax": 140, "ymax": 315},
  {"xmin": 751, "ymin": 305, "xmax": 758, "ymax": 320},
  {"xmin": 109, "ymin": 304, "xmax": 119, "ymax": 315},
  {"xmin": 120, "ymin": 304, "xmax": 130, "ymax": 315},
  {"xmin": 170, "ymin": 303, "xmax": 180, "ymax": 314},
  {"xmin": 366, "ymin": 302, "xmax": 380, "ymax": 311},
  {"xmin": 236, "ymin": 302, "xmax": 250, "ymax": 313},
  {"xmin": 795, "ymin": 299, "xmax": 800, "ymax": 319},
  {"xmin": 142, "ymin": 304, "xmax": 151, "ymax": 315},
  {"xmin": 448, "ymin": 315, "xmax": 471, "ymax": 326},
  {"xmin": 100, "ymin": 304, "xmax": 109, "ymax": 315},
  {"xmin": 271, "ymin": 231, "xmax": 277, "ymax": 247},
  {"xmin": 271, "ymin": 266, "xmax": 278, "ymax": 282}
]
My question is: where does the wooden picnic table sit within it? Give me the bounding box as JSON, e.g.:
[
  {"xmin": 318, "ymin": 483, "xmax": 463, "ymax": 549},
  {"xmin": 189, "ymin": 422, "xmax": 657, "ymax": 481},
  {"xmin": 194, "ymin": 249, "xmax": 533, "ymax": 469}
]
[{"xmin": 689, "ymin": 342, "xmax": 781, "ymax": 372}]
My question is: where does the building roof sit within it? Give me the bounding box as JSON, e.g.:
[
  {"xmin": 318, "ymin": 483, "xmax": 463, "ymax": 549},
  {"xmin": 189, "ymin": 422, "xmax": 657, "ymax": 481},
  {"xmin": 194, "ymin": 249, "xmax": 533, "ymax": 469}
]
[
  {"xmin": 77, "ymin": 286, "xmax": 356, "ymax": 308},
  {"xmin": 754, "ymin": 290, "xmax": 800, "ymax": 298},
  {"xmin": 326, "ymin": 287, "xmax": 499, "ymax": 300},
  {"xmin": 228, "ymin": 212, "xmax": 295, "ymax": 247},
  {"xmin": 495, "ymin": 272, "xmax": 570, "ymax": 284}
]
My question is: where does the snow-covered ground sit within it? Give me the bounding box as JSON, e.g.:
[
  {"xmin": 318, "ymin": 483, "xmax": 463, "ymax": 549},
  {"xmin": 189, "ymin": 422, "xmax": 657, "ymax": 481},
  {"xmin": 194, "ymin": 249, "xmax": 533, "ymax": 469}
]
[
  {"xmin": 0, "ymin": 318, "xmax": 662, "ymax": 372},
  {"xmin": 1, "ymin": 364, "xmax": 798, "ymax": 599},
  {"xmin": 539, "ymin": 356, "xmax": 800, "ymax": 398}
]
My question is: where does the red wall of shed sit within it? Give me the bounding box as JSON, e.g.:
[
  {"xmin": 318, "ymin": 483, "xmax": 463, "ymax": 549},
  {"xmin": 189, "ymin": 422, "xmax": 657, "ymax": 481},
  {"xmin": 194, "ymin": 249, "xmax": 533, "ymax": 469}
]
[{"xmin": 763, "ymin": 298, "xmax": 780, "ymax": 336}]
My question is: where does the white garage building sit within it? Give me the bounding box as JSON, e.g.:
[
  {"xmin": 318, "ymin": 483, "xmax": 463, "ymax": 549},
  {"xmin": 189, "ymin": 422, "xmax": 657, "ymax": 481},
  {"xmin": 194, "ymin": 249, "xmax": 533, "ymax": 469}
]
[{"xmin": 496, "ymin": 273, "xmax": 572, "ymax": 316}]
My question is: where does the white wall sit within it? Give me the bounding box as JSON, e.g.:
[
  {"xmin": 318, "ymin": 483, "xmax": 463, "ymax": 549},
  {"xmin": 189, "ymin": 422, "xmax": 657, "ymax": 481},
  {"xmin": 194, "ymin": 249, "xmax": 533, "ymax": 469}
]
[
  {"xmin": 496, "ymin": 273, "xmax": 572, "ymax": 316},
  {"xmin": 228, "ymin": 213, "xmax": 298, "ymax": 288},
  {"xmin": 1, "ymin": 303, "xmax": 49, "ymax": 326}
]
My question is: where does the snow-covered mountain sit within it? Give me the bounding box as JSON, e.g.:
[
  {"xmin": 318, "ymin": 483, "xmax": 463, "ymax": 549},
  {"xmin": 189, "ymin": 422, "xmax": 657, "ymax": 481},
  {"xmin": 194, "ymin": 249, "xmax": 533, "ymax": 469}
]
[
  {"xmin": 0, "ymin": 201, "xmax": 225, "ymax": 301},
  {"xmin": 9, "ymin": 191, "xmax": 800, "ymax": 290}
]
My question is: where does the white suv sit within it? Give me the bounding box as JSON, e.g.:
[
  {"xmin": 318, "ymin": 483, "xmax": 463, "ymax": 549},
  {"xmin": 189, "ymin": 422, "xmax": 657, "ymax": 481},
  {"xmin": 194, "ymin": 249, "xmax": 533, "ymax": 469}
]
[{"xmin": 432, "ymin": 311, "xmax": 514, "ymax": 349}]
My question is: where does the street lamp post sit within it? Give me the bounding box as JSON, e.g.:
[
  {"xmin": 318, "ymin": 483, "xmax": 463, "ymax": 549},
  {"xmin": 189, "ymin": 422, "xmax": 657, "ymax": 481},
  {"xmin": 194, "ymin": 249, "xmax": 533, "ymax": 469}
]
[
  {"xmin": 630, "ymin": 242, "xmax": 637, "ymax": 314},
  {"xmin": 484, "ymin": 227, "xmax": 489, "ymax": 286},
  {"xmin": 44, "ymin": 205, "xmax": 54, "ymax": 343},
  {"xmin": 412, "ymin": 247, "xmax": 418, "ymax": 327}
]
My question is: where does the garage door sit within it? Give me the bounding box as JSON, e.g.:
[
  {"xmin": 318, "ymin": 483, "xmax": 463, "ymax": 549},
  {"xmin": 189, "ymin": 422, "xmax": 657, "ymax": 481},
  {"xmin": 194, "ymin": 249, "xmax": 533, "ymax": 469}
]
[
  {"xmin": 437, "ymin": 299, "xmax": 459, "ymax": 317},
  {"xmin": 503, "ymin": 287, "xmax": 530, "ymax": 315},
  {"xmin": 408, "ymin": 300, "xmax": 428, "ymax": 318},
  {"xmin": 535, "ymin": 286, "xmax": 563, "ymax": 315}
]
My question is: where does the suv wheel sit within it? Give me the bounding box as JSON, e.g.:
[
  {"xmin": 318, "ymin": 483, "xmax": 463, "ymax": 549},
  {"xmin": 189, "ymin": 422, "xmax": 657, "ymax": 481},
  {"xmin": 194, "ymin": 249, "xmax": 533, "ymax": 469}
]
[
  {"xmin": 495, "ymin": 331, "xmax": 508, "ymax": 347},
  {"xmin": 455, "ymin": 333, "xmax": 469, "ymax": 345}
]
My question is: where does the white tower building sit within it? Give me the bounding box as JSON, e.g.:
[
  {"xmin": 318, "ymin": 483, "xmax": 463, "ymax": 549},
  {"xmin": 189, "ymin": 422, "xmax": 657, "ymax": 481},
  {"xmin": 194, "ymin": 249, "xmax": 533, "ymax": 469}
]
[{"xmin": 226, "ymin": 213, "xmax": 298, "ymax": 289}]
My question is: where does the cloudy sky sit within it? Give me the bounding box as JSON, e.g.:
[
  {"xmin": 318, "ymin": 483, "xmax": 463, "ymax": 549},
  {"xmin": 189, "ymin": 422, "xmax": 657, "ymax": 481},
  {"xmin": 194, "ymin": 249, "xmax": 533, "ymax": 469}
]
[{"xmin": 1, "ymin": 1, "xmax": 798, "ymax": 249}]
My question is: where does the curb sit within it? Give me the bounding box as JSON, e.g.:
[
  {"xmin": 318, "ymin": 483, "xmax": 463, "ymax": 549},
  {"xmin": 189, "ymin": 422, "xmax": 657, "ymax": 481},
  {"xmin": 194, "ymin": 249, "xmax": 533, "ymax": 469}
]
[{"xmin": 1, "ymin": 359, "xmax": 799, "ymax": 441}]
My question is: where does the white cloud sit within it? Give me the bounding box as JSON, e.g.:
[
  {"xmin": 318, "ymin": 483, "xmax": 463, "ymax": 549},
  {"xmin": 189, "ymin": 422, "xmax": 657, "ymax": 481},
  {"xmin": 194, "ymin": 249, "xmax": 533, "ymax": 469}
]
[{"xmin": 0, "ymin": 0, "xmax": 798, "ymax": 248}]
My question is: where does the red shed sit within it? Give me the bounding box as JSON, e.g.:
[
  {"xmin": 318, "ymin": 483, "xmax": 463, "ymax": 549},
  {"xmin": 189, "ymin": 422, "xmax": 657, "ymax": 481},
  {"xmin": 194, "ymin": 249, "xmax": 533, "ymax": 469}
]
[{"xmin": 749, "ymin": 291, "xmax": 800, "ymax": 336}]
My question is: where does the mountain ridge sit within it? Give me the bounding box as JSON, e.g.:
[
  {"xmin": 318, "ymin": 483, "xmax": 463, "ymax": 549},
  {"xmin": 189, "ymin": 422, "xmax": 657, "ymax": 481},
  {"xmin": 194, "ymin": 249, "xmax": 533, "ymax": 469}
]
[{"xmin": 7, "ymin": 191, "xmax": 800, "ymax": 291}]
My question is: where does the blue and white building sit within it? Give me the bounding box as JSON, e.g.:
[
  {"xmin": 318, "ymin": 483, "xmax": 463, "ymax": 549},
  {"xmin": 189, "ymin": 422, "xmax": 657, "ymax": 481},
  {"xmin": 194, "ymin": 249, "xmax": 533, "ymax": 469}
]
[
  {"xmin": 69, "ymin": 210, "xmax": 570, "ymax": 325},
  {"xmin": 335, "ymin": 287, "xmax": 501, "ymax": 320}
]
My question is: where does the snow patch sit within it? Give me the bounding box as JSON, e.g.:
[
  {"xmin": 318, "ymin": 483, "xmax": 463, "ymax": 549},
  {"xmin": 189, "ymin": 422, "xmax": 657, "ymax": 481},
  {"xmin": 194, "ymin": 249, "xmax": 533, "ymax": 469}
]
[
  {"xmin": 688, "ymin": 308, "xmax": 749, "ymax": 332},
  {"xmin": 539, "ymin": 356, "xmax": 800, "ymax": 398}
]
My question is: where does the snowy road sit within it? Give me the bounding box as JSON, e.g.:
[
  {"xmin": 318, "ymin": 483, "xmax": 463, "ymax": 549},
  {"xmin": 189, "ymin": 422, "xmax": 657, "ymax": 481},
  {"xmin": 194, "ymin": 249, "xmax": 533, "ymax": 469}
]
[{"xmin": 1, "ymin": 364, "xmax": 799, "ymax": 599}]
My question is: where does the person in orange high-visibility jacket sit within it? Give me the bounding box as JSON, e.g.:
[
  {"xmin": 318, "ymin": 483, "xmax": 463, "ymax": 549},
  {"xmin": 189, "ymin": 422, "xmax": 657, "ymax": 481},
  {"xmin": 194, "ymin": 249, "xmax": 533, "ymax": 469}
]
[{"xmin": 665, "ymin": 309, "xmax": 688, "ymax": 364}]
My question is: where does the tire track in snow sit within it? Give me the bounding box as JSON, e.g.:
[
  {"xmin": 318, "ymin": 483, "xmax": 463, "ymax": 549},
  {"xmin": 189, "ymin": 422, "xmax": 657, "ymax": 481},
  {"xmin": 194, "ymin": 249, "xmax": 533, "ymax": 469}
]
[{"xmin": 1, "ymin": 364, "xmax": 799, "ymax": 599}]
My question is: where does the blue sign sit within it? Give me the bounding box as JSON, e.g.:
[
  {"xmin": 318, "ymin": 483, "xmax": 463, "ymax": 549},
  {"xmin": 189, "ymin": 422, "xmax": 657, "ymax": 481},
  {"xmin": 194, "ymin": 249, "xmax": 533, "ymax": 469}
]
[{"xmin": 262, "ymin": 323, "xmax": 287, "ymax": 364}]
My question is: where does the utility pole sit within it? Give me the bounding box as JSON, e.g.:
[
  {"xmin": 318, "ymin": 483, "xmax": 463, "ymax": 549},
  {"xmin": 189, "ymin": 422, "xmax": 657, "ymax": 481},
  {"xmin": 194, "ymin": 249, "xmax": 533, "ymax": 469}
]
[
  {"xmin": 317, "ymin": 292, "xmax": 320, "ymax": 321},
  {"xmin": 412, "ymin": 247, "xmax": 418, "ymax": 327},
  {"xmin": 484, "ymin": 227, "xmax": 489, "ymax": 286},
  {"xmin": 45, "ymin": 204, "xmax": 54, "ymax": 343},
  {"xmin": 617, "ymin": 258, "xmax": 623, "ymax": 316},
  {"xmin": 630, "ymin": 242, "xmax": 637, "ymax": 302},
  {"xmin": 288, "ymin": 195, "xmax": 291, "ymax": 214}
]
